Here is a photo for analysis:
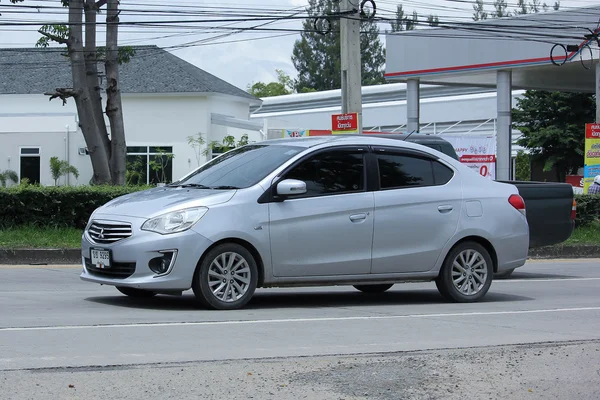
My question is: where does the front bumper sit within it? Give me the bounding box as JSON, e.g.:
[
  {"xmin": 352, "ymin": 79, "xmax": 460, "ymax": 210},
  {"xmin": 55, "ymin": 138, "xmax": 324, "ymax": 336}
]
[{"xmin": 80, "ymin": 215, "xmax": 213, "ymax": 291}]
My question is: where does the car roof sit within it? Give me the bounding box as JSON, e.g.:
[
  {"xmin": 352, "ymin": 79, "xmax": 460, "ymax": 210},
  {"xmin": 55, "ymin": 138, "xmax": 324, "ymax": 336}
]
[
  {"xmin": 265, "ymin": 133, "xmax": 452, "ymax": 147},
  {"xmin": 362, "ymin": 133, "xmax": 452, "ymax": 144},
  {"xmin": 264, "ymin": 134, "xmax": 452, "ymax": 155}
]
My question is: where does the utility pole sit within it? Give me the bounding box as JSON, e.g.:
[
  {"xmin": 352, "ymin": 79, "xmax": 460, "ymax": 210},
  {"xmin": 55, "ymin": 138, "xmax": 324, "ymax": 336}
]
[{"xmin": 340, "ymin": 0, "xmax": 363, "ymax": 134}]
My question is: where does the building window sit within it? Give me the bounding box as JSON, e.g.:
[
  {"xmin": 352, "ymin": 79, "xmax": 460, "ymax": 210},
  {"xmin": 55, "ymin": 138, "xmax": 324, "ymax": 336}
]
[
  {"xmin": 126, "ymin": 146, "xmax": 173, "ymax": 185},
  {"xmin": 20, "ymin": 147, "xmax": 41, "ymax": 184}
]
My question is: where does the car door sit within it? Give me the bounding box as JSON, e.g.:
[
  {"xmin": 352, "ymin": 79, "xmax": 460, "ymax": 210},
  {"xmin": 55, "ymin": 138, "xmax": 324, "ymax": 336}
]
[
  {"xmin": 268, "ymin": 146, "xmax": 375, "ymax": 277},
  {"xmin": 370, "ymin": 147, "xmax": 462, "ymax": 274}
]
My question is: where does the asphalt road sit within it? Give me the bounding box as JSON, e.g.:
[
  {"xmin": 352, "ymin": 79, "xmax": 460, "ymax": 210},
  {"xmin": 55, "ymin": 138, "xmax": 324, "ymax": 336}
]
[{"xmin": 1, "ymin": 259, "xmax": 599, "ymax": 399}]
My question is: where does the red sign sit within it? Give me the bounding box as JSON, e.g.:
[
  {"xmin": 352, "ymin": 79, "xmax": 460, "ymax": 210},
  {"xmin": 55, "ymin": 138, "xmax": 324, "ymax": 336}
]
[
  {"xmin": 459, "ymin": 155, "xmax": 496, "ymax": 163},
  {"xmin": 332, "ymin": 113, "xmax": 358, "ymax": 133},
  {"xmin": 566, "ymin": 175, "xmax": 584, "ymax": 188},
  {"xmin": 586, "ymin": 123, "xmax": 600, "ymax": 139}
]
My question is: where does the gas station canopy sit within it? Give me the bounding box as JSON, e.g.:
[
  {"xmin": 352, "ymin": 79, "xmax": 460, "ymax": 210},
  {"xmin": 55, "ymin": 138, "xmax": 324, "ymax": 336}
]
[
  {"xmin": 383, "ymin": 5, "xmax": 600, "ymax": 180},
  {"xmin": 384, "ymin": 5, "xmax": 600, "ymax": 92}
]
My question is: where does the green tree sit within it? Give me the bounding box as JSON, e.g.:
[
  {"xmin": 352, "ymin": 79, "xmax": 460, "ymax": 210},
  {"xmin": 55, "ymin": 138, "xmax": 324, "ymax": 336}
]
[
  {"xmin": 427, "ymin": 14, "xmax": 440, "ymax": 27},
  {"xmin": 187, "ymin": 132, "xmax": 207, "ymax": 167},
  {"xmin": 514, "ymin": 0, "xmax": 529, "ymax": 15},
  {"xmin": 515, "ymin": 150, "xmax": 531, "ymax": 181},
  {"xmin": 247, "ymin": 69, "xmax": 294, "ymax": 98},
  {"xmin": 50, "ymin": 156, "xmax": 80, "ymax": 186},
  {"xmin": 492, "ymin": 0, "xmax": 511, "ymax": 17},
  {"xmin": 148, "ymin": 148, "xmax": 174, "ymax": 184},
  {"xmin": 0, "ymin": 170, "xmax": 18, "ymax": 187},
  {"xmin": 389, "ymin": 6, "xmax": 429, "ymax": 32},
  {"xmin": 473, "ymin": 0, "xmax": 488, "ymax": 21},
  {"xmin": 513, "ymin": 91, "xmax": 595, "ymax": 182},
  {"xmin": 291, "ymin": 0, "xmax": 386, "ymax": 91},
  {"xmin": 389, "ymin": 4, "xmax": 407, "ymax": 32},
  {"xmin": 4, "ymin": 0, "xmax": 131, "ymax": 185},
  {"xmin": 206, "ymin": 134, "xmax": 251, "ymax": 158}
]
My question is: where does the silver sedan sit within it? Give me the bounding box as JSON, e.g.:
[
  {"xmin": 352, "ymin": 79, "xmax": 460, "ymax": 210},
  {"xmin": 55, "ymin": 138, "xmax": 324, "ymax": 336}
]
[{"xmin": 80, "ymin": 135, "xmax": 529, "ymax": 310}]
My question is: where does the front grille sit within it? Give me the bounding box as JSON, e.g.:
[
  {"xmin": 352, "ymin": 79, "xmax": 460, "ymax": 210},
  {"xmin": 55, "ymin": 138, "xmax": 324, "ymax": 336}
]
[
  {"xmin": 85, "ymin": 258, "xmax": 136, "ymax": 279},
  {"xmin": 88, "ymin": 221, "xmax": 132, "ymax": 244}
]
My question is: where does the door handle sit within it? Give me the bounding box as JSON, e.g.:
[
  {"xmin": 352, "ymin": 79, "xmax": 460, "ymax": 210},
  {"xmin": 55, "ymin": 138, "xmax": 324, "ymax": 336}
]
[
  {"xmin": 349, "ymin": 213, "xmax": 367, "ymax": 222},
  {"xmin": 438, "ymin": 205, "xmax": 453, "ymax": 213}
]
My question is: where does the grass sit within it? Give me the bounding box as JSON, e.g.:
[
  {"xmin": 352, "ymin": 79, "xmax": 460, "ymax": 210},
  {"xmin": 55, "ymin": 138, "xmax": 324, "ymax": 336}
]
[
  {"xmin": 0, "ymin": 226, "xmax": 83, "ymax": 249},
  {"xmin": 565, "ymin": 221, "xmax": 600, "ymax": 245},
  {"xmin": 0, "ymin": 222, "xmax": 598, "ymax": 249}
]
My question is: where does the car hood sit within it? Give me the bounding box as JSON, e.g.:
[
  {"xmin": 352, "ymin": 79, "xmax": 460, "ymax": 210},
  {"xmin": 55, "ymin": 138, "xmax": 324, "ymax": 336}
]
[{"xmin": 95, "ymin": 187, "xmax": 236, "ymax": 218}]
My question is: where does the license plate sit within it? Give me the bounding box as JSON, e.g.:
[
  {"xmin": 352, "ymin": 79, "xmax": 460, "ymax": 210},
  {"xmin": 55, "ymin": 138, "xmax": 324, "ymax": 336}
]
[{"xmin": 91, "ymin": 249, "xmax": 111, "ymax": 269}]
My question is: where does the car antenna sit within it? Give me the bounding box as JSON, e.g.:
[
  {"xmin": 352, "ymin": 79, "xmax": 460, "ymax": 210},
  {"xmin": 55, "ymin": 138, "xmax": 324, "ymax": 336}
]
[{"xmin": 403, "ymin": 130, "xmax": 417, "ymax": 141}]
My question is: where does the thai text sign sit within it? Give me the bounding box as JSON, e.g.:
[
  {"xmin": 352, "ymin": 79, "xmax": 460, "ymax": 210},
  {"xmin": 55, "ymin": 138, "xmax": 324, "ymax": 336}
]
[
  {"xmin": 584, "ymin": 123, "xmax": 600, "ymax": 194},
  {"xmin": 442, "ymin": 135, "xmax": 497, "ymax": 180},
  {"xmin": 331, "ymin": 113, "xmax": 358, "ymax": 134}
]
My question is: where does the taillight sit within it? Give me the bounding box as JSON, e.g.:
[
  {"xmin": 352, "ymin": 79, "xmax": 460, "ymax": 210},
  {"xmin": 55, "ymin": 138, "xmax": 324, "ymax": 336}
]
[
  {"xmin": 571, "ymin": 199, "xmax": 577, "ymax": 220},
  {"xmin": 509, "ymin": 194, "xmax": 526, "ymax": 216}
]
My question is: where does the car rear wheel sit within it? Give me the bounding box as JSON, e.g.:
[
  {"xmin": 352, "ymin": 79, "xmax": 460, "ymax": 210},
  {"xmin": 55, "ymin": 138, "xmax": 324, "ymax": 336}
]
[
  {"xmin": 435, "ymin": 241, "xmax": 493, "ymax": 302},
  {"xmin": 192, "ymin": 243, "xmax": 258, "ymax": 310},
  {"xmin": 116, "ymin": 286, "xmax": 157, "ymax": 298},
  {"xmin": 353, "ymin": 284, "xmax": 393, "ymax": 293}
]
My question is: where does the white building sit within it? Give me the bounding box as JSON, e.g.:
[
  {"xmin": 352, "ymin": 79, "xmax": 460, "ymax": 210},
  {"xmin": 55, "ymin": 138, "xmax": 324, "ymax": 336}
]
[
  {"xmin": 249, "ymin": 82, "xmax": 527, "ymax": 155},
  {"xmin": 0, "ymin": 45, "xmax": 262, "ymax": 186}
]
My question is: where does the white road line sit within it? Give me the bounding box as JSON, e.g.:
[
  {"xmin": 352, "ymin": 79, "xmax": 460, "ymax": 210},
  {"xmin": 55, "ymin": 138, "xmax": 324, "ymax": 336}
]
[
  {"xmin": 494, "ymin": 277, "xmax": 600, "ymax": 283},
  {"xmin": 1, "ymin": 307, "xmax": 599, "ymax": 333}
]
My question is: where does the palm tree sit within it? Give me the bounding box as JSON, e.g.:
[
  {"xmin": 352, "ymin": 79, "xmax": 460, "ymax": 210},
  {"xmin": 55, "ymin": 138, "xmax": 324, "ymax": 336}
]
[
  {"xmin": 0, "ymin": 170, "xmax": 18, "ymax": 187},
  {"xmin": 50, "ymin": 157, "xmax": 79, "ymax": 186}
]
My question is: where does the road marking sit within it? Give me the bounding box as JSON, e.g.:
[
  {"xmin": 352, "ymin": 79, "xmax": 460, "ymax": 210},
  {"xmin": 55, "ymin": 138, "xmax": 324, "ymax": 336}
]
[
  {"xmin": 1, "ymin": 307, "xmax": 599, "ymax": 333},
  {"xmin": 495, "ymin": 277, "xmax": 600, "ymax": 283}
]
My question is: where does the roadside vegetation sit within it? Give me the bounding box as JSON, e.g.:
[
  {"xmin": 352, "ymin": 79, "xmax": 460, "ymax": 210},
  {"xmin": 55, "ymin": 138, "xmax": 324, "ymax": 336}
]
[
  {"xmin": 565, "ymin": 221, "xmax": 600, "ymax": 245},
  {"xmin": 0, "ymin": 226, "xmax": 82, "ymax": 249}
]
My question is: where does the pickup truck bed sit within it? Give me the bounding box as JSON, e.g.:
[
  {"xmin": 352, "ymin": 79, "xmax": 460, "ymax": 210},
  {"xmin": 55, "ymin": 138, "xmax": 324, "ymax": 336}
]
[{"xmin": 498, "ymin": 181, "xmax": 575, "ymax": 248}]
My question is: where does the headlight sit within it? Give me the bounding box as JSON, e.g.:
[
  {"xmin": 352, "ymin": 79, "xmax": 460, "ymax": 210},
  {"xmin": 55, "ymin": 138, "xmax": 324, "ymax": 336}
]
[{"xmin": 141, "ymin": 207, "xmax": 208, "ymax": 235}]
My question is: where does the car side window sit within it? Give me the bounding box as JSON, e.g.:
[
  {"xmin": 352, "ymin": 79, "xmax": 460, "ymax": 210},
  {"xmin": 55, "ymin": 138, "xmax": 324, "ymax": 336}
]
[
  {"xmin": 377, "ymin": 154, "xmax": 434, "ymax": 189},
  {"xmin": 283, "ymin": 149, "xmax": 365, "ymax": 197},
  {"xmin": 432, "ymin": 160, "xmax": 454, "ymax": 185},
  {"xmin": 376, "ymin": 153, "xmax": 455, "ymax": 189}
]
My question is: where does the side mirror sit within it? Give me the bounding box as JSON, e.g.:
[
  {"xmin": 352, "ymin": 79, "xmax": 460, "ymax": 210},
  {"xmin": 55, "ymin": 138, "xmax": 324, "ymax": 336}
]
[{"xmin": 276, "ymin": 179, "xmax": 307, "ymax": 196}]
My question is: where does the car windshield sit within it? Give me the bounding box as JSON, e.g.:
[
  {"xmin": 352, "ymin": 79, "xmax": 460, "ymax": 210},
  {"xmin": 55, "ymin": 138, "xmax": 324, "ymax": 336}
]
[{"xmin": 172, "ymin": 144, "xmax": 304, "ymax": 189}]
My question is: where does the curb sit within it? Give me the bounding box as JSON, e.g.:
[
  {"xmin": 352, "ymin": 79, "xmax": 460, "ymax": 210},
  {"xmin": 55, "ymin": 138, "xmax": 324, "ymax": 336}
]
[
  {"xmin": 528, "ymin": 245, "xmax": 600, "ymax": 259},
  {"xmin": 0, "ymin": 249, "xmax": 81, "ymax": 265}
]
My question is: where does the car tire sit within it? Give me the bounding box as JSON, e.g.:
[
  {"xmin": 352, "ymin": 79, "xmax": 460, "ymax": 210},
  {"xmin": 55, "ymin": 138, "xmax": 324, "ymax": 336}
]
[
  {"xmin": 116, "ymin": 286, "xmax": 157, "ymax": 298},
  {"xmin": 435, "ymin": 241, "xmax": 493, "ymax": 303},
  {"xmin": 494, "ymin": 268, "xmax": 515, "ymax": 279},
  {"xmin": 353, "ymin": 284, "xmax": 393, "ymax": 293},
  {"xmin": 192, "ymin": 243, "xmax": 258, "ymax": 310}
]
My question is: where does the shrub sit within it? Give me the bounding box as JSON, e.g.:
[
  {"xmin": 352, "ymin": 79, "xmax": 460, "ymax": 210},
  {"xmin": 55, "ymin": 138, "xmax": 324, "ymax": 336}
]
[
  {"xmin": 0, "ymin": 185, "xmax": 151, "ymax": 229},
  {"xmin": 574, "ymin": 194, "xmax": 600, "ymax": 227}
]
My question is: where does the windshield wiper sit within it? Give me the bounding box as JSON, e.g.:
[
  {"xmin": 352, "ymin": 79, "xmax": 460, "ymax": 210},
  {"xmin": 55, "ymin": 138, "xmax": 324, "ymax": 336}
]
[
  {"xmin": 172, "ymin": 183, "xmax": 211, "ymax": 189},
  {"xmin": 210, "ymin": 185, "xmax": 240, "ymax": 190}
]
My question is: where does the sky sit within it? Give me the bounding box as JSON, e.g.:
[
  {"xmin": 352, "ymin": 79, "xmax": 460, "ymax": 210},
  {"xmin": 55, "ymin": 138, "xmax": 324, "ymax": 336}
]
[{"xmin": 0, "ymin": 0, "xmax": 598, "ymax": 91}]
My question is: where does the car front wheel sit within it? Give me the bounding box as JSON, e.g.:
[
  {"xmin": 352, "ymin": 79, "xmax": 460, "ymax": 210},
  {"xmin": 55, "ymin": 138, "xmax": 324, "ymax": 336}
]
[
  {"xmin": 435, "ymin": 241, "xmax": 493, "ymax": 302},
  {"xmin": 192, "ymin": 243, "xmax": 258, "ymax": 310}
]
